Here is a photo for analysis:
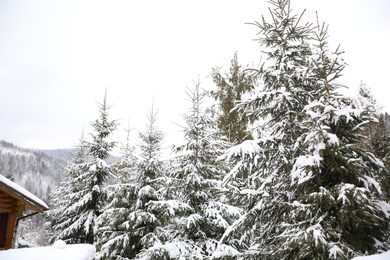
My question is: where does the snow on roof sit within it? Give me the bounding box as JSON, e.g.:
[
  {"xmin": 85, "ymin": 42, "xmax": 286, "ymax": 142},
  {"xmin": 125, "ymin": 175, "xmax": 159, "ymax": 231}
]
[
  {"xmin": 0, "ymin": 241, "xmax": 95, "ymax": 260},
  {"xmin": 0, "ymin": 174, "xmax": 49, "ymax": 211}
]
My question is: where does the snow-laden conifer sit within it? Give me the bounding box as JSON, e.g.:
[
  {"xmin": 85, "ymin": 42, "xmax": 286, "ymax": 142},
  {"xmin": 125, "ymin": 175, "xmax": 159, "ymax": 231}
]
[
  {"xmin": 48, "ymin": 92, "xmax": 118, "ymax": 245},
  {"xmin": 96, "ymin": 104, "xmax": 165, "ymax": 260},
  {"xmin": 357, "ymin": 84, "xmax": 390, "ymax": 202},
  {"xmin": 279, "ymin": 20, "xmax": 390, "ymax": 259},
  {"xmin": 220, "ymin": 1, "xmax": 390, "ymax": 259},
  {"xmin": 46, "ymin": 130, "xmax": 90, "ymax": 243},
  {"xmin": 115, "ymin": 120, "xmax": 138, "ymax": 184},
  {"xmin": 137, "ymin": 82, "xmax": 242, "ymax": 259},
  {"xmin": 210, "ymin": 52, "xmax": 255, "ymax": 144},
  {"xmin": 219, "ymin": 1, "xmax": 316, "ymax": 258}
]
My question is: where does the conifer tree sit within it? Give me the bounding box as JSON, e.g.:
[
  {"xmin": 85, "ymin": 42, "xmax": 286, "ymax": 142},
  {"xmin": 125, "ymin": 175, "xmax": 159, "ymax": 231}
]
[
  {"xmin": 358, "ymin": 83, "xmax": 381, "ymax": 152},
  {"xmin": 137, "ymin": 82, "xmax": 241, "ymax": 259},
  {"xmin": 81, "ymin": 92, "xmax": 118, "ymax": 244},
  {"xmin": 46, "ymin": 130, "xmax": 89, "ymax": 243},
  {"xmin": 115, "ymin": 119, "xmax": 138, "ymax": 184},
  {"xmin": 374, "ymin": 115, "xmax": 390, "ymax": 201},
  {"xmin": 276, "ymin": 17, "xmax": 390, "ymax": 258},
  {"xmin": 49, "ymin": 92, "xmax": 117, "ymax": 245},
  {"xmin": 210, "ymin": 53, "xmax": 255, "ymax": 144},
  {"xmin": 96, "ymin": 181, "xmax": 139, "ymax": 259},
  {"xmin": 221, "ymin": 1, "xmax": 390, "ymax": 259},
  {"xmin": 137, "ymin": 103, "xmax": 165, "ymax": 186},
  {"xmin": 358, "ymin": 84, "xmax": 390, "ymax": 202},
  {"xmin": 220, "ymin": 1, "xmax": 315, "ymax": 258},
  {"xmin": 96, "ymin": 104, "xmax": 165, "ymax": 259}
]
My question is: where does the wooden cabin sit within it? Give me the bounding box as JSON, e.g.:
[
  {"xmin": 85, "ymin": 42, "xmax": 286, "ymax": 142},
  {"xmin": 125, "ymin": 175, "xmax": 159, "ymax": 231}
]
[{"xmin": 0, "ymin": 175, "xmax": 48, "ymax": 250}]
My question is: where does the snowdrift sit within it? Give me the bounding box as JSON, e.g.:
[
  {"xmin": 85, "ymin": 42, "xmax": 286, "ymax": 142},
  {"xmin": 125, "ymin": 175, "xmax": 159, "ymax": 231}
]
[{"xmin": 0, "ymin": 240, "xmax": 95, "ymax": 260}]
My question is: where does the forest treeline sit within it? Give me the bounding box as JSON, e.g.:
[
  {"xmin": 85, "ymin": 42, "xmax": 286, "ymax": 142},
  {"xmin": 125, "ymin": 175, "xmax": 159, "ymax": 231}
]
[
  {"xmin": 8, "ymin": 1, "xmax": 390, "ymax": 259},
  {"xmin": 0, "ymin": 140, "xmax": 66, "ymax": 202}
]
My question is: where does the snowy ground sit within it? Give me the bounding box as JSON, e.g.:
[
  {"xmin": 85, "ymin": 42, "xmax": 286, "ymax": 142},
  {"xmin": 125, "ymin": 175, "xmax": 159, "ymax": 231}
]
[
  {"xmin": 352, "ymin": 251, "xmax": 390, "ymax": 260},
  {"xmin": 0, "ymin": 240, "xmax": 95, "ymax": 260},
  {"xmin": 0, "ymin": 239, "xmax": 388, "ymax": 260}
]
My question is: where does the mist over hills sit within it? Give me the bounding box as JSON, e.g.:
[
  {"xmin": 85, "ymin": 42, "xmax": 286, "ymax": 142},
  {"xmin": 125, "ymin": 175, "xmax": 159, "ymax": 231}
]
[{"xmin": 0, "ymin": 140, "xmax": 66, "ymax": 203}]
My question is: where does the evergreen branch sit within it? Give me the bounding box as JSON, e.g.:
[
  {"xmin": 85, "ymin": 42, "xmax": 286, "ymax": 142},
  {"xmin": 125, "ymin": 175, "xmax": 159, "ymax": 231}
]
[
  {"xmin": 267, "ymin": 6, "xmax": 285, "ymax": 42},
  {"xmin": 285, "ymin": 8, "xmax": 307, "ymax": 41}
]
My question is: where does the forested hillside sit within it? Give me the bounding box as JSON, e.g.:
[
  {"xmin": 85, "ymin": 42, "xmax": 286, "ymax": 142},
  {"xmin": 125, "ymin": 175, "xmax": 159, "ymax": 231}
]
[
  {"xmin": 40, "ymin": 148, "xmax": 74, "ymax": 164},
  {"xmin": 0, "ymin": 140, "xmax": 66, "ymax": 203},
  {"xmin": 41, "ymin": 148, "xmax": 120, "ymax": 164}
]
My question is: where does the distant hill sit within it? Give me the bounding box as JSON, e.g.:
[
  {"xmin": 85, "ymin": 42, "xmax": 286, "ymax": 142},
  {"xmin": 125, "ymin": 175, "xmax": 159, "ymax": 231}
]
[
  {"xmin": 40, "ymin": 148, "xmax": 121, "ymax": 164},
  {"xmin": 39, "ymin": 148, "xmax": 74, "ymax": 164},
  {"xmin": 0, "ymin": 140, "xmax": 122, "ymax": 247},
  {"xmin": 0, "ymin": 140, "xmax": 122, "ymax": 203},
  {"xmin": 0, "ymin": 140, "xmax": 66, "ymax": 203}
]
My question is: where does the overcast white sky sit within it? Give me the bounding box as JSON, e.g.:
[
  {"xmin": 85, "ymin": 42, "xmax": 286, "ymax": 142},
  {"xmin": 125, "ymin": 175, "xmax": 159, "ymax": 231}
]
[{"xmin": 0, "ymin": 0, "xmax": 389, "ymax": 154}]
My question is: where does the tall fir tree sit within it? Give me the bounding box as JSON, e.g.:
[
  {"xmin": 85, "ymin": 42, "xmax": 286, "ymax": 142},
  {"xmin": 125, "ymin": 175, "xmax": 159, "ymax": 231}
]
[
  {"xmin": 222, "ymin": 0, "xmax": 390, "ymax": 259},
  {"xmin": 48, "ymin": 92, "xmax": 118, "ymax": 245},
  {"xmin": 136, "ymin": 103, "xmax": 165, "ymax": 186},
  {"xmin": 210, "ymin": 52, "xmax": 255, "ymax": 144},
  {"xmin": 220, "ymin": 1, "xmax": 390, "ymax": 259},
  {"xmin": 357, "ymin": 82, "xmax": 381, "ymax": 153},
  {"xmin": 220, "ymin": 1, "xmax": 316, "ymax": 258},
  {"xmin": 46, "ymin": 130, "xmax": 90, "ymax": 243},
  {"xmin": 374, "ymin": 115, "xmax": 390, "ymax": 201},
  {"xmin": 358, "ymin": 84, "xmax": 390, "ymax": 202},
  {"xmin": 96, "ymin": 104, "xmax": 165, "ymax": 259},
  {"xmin": 115, "ymin": 119, "xmax": 138, "ymax": 184},
  {"xmin": 275, "ymin": 16, "xmax": 390, "ymax": 259},
  {"xmin": 137, "ymin": 82, "xmax": 242, "ymax": 259},
  {"xmin": 82, "ymin": 91, "xmax": 118, "ymax": 244}
]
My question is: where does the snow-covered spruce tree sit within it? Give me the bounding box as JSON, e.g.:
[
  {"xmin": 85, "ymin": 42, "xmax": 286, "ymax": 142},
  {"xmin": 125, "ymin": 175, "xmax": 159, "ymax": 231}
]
[
  {"xmin": 96, "ymin": 104, "xmax": 165, "ymax": 260},
  {"xmin": 373, "ymin": 115, "xmax": 390, "ymax": 202},
  {"xmin": 49, "ymin": 92, "xmax": 117, "ymax": 245},
  {"xmin": 210, "ymin": 52, "xmax": 255, "ymax": 144},
  {"xmin": 357, "ymin": 83, "xmax": 382, "ymax": 153},
  {"xmin": 115, "ymin": 120, "xmax": 138, "ymax": 184},
  {"xmin": 269, "ymin": 18, "xmax": 390, "ymax": 259},
  {"xmin": 219, "ymin": 1, "xmax": 316, "ymax": 258},
  {"xmin": 46, "ymin": 130, "xmax": 90, "ymax": 243},
  {"xmin": 79, "ymin": 92, "xmax": 118, "ymax": 244},
  {"xmin": 136, "ymin": 103, "xmax": 165, "ymax": 187},
  {"xmin": 357, "ymin": 84, "xmax": 390, "ymax": 202},
  {"xmin": 221, "ymin": 2, "xmax": 390, "ymax": 259},
  {"xmin": 137, "ymin": 82, "xmax": 242, "ymax": 259}
]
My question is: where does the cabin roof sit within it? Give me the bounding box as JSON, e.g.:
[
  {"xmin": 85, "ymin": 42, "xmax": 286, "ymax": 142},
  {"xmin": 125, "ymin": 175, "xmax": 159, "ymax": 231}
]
[{"xmin": 0, "ymin": 175, "xmax": 49, "ymax": 213}]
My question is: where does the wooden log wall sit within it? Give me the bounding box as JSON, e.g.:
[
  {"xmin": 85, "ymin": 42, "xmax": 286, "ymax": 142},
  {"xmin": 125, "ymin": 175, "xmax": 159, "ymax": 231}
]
[{"xmin": 0, "ymin": 190, "xmax": 25, "ymax": 250}]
